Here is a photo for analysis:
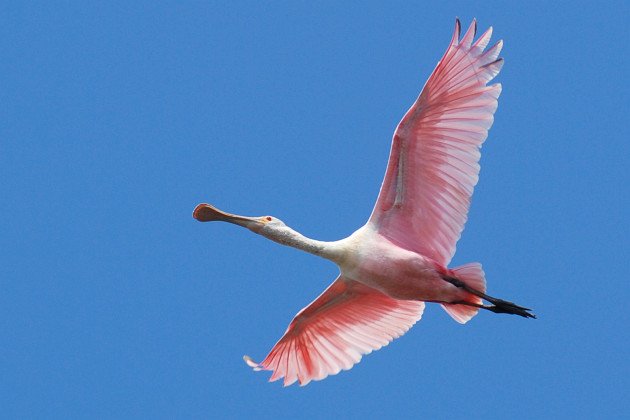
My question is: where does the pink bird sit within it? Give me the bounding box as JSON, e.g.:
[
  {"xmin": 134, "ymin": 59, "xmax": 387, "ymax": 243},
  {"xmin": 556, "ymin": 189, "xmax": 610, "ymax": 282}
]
[{"xmin": 194, "ymin": 19, "xmax": 534, "ymax": 386}]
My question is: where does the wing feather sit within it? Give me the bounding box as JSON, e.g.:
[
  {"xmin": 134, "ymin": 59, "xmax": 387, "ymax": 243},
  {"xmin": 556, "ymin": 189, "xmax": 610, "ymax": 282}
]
[
  {"xmin": 369, "ymin": 19, "xmax": 503, "ymax": 265},
  {"xmin": 245, "ymin": 276, "xmax": 424, "ymax": 386}
]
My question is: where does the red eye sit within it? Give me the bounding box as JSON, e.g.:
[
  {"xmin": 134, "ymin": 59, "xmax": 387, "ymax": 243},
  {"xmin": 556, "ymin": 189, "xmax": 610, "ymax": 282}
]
[{"xmin": 266, "ymin": 216, "xmax": 272, "ymax": 221}]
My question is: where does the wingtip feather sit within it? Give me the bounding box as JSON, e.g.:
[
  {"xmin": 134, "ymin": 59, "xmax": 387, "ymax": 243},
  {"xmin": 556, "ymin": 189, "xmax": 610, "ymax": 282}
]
[
  {"xmin": 460, "ymin": 19, "xmax": 477, "ymax": 48},
  {"xmin": 243, "ymin": 355, "xmax": 262, "ymax": 370},
  {"xmin": 472, "ymin": 26, "xmax": 493, "ymax": 51},
  {"xmin": 452, "ymin": 18, "xmax": 461, "ymax": 45}
]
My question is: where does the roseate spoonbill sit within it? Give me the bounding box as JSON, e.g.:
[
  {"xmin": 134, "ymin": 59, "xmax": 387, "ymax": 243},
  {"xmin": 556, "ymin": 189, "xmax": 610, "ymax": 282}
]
[{"xmin": 194, "ymin": 19, "xmax": 535, "ymax": 386}]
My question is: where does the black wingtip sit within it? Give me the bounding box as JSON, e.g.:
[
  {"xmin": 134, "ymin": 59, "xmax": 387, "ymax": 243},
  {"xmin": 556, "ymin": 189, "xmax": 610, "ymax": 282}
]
[{"xmin": 481, "ymin": 57, "xmax": 504, "ymax": 69}]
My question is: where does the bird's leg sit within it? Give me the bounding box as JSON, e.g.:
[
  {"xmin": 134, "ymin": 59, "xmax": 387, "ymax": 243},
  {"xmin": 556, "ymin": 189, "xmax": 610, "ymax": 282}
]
[{"xmin": 443, "ymin": 275, "xmax": 536, "ymax": 319}]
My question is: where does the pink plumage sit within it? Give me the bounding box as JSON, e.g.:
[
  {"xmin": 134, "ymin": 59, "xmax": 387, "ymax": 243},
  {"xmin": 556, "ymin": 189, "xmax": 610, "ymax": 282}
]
[
  {"xmin": 370, "ymin": 19, "xmax": 503, "ymax": 266},
  {"xmin": 194, "ymin": 18, "xmax": 534, "ymax": 387},
  {"xmin": 246, "ymin": 277, "xmax": 424, "ymax": 386}
]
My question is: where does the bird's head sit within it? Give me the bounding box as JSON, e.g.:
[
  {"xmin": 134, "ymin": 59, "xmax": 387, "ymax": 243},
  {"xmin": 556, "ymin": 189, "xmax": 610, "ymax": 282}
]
[{"xmin": 193, "ymin": 203, "xmax": 287, "ymax": 235}]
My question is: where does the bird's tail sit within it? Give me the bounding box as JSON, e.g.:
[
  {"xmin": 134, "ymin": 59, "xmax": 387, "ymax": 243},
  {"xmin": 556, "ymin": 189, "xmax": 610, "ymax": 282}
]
[{"xmin": 441, "ymin": 263, "xmax": 486, "ymax": 324}]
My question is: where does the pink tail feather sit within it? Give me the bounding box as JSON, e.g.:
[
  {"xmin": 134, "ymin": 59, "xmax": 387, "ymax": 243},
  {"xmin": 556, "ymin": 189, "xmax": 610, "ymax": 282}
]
[{"xmin": 441, "ymin": 263, "xmax": 486, "ymax": 324}]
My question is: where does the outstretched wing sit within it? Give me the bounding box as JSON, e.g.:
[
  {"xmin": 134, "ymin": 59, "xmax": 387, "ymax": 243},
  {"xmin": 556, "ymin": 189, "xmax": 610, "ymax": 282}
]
[
  {"xmin": 245, "ymin": 276, "xmax": 425, "ymax": 386},
  {"xmin": 369, "ymin": 19, "xmax": 504, "ymax": 266}
]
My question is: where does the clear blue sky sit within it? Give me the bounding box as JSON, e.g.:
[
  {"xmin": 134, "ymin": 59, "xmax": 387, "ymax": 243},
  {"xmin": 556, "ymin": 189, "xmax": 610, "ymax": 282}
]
[{"xmin": 2, "ymin": 1, "xmax": 629, "ymax": 418}]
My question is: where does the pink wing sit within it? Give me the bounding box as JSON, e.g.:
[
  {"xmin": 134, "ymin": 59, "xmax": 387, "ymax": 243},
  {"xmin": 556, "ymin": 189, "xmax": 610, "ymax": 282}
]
[
  {"xmin": 369, "ymin": 19, "xmax": 504, "ymax": 266},
  {"xmin": 245, "ymin": 276, "xmax": 425, "ymax": 386}
]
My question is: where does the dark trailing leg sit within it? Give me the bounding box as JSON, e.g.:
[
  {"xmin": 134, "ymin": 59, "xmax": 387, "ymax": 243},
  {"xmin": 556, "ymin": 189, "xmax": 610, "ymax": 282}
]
[{"xmin": 443, "ymin": 275, "xmax": 536, "ymax": 319}]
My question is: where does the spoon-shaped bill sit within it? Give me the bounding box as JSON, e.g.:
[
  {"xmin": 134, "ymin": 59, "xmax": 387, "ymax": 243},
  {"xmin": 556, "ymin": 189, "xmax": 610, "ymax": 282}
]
[{"xmin": 193, "ymin": 203, "xmax": 260, "ymax": 228}]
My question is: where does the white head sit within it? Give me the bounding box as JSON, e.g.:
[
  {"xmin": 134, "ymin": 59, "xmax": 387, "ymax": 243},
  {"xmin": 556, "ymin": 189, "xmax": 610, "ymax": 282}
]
[
  {"xmin": 193, "ymin": 203, "xmax": 288, "ymax": 237},
  {"xmin": 194, "ymin": 203, "xmax": 339, "ymax": 261}
]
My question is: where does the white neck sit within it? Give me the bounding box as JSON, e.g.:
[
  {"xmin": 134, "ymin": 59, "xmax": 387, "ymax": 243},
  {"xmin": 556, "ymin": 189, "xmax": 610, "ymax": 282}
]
[{"xmin": 258, "ymin": 225, "xmax": 343, "ymax": 263}]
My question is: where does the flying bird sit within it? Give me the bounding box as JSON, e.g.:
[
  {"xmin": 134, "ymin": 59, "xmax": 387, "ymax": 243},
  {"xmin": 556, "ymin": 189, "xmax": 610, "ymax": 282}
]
[{"xmin": 194, "ymin": 19, "xmax": 535, "ymax": 386}]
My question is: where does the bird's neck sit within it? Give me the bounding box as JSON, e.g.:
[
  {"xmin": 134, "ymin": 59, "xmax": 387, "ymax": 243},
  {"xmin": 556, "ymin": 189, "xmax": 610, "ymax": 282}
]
[{"xmin": 259, "ymin": 225, "xmax": 342, "ymax": 263}]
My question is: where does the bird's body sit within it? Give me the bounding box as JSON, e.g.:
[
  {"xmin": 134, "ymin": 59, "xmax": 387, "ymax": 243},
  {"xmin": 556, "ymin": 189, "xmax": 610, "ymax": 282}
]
[
  {"xmin": 194, "ymin": 19, "xmax": 534, "ymax": 386},
  {"xmin": 304, "ymin": 224, "xmax": 465, "ymax": 303}
]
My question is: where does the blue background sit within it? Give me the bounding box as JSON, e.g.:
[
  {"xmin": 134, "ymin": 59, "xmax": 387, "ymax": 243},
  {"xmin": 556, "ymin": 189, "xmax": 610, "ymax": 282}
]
[{"xmin": 3, "ymin": 1, "xmax": 628, "ymax": 418}]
